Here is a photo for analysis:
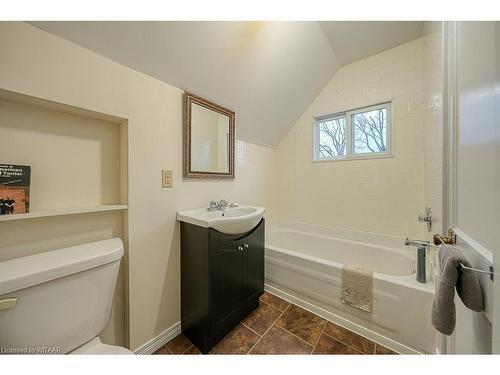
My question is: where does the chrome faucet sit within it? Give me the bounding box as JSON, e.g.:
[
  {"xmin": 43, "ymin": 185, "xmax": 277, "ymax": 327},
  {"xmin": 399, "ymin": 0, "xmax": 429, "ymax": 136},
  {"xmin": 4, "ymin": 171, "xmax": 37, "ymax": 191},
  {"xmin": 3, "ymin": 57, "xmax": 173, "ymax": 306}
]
[
  {"xmin": 405, "ymin": 238, "xmax": 430, "ymax": 248},
  {"xmin": 207, "ymin": 200, "xmax": 229, "ymax": 211},
  {"xmin": 404, "ymin": 238, "xmax": 430, "ymax": 284}
]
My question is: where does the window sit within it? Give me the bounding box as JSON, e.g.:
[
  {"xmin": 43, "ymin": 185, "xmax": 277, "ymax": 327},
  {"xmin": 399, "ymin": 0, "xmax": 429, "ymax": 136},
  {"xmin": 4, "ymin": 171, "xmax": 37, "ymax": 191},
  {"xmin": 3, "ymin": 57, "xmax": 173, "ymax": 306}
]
[
  {"xmin": 314, "ymin": 102, "xmax": 391, "ymax": 161},
  {"xmin": 317, "ymin": 115, "xmax": 347, "ymax": 158}
]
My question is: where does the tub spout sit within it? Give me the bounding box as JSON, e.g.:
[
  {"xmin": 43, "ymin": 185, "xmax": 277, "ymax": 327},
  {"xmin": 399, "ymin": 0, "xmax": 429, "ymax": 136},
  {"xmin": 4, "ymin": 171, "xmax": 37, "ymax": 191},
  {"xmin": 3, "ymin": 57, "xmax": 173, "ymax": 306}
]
[
  {"xmin": 404, "ymin": 238, "xmax": 429, "ymax": 284},
  {"xmin": 405, "ymin": 238, "xmax": 430, "ymax": 248},
  {"xmin": 416, "ymin": 246, "xmax": 427, "ymax": 283}
]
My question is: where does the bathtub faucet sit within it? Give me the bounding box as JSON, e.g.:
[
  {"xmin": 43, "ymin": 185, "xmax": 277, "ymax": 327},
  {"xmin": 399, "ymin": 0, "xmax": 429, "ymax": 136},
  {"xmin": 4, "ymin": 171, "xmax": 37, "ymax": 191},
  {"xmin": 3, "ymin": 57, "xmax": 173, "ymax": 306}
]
[
  {"xmin": 404, "ymin": 238, "xmax": 430, "ymax": 248},
  {"xmin": 404, "ymin": 238, "xmax": 430, "ymax": 284}
]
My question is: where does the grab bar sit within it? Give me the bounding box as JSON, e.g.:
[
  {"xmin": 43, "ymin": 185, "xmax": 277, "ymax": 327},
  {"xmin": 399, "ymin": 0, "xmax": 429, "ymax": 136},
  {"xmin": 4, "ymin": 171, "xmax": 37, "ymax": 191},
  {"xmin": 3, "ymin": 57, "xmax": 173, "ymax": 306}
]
[{"xmin": 459, "ymin": 263, "xmax": 494, "ymax": 282}]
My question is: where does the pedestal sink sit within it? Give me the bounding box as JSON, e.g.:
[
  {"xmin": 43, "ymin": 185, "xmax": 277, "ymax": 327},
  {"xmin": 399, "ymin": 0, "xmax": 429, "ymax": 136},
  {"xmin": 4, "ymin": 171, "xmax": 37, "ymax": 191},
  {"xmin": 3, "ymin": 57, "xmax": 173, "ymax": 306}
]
[{"xmin": 177, "ymin": 205, "xmax": 265, "ymax": 234}]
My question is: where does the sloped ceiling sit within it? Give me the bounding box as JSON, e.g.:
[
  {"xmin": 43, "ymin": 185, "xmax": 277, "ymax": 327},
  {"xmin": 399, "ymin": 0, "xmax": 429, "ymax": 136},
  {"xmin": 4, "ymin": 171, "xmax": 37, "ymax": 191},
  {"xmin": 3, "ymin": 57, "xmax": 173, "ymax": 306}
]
[
  {"xmin": 319, "ymin": 22, "xmax": 423, "ymax": 65},
  {"xmin": 29, "ymin": 21, "xmax": 422, "ymax": 147}
]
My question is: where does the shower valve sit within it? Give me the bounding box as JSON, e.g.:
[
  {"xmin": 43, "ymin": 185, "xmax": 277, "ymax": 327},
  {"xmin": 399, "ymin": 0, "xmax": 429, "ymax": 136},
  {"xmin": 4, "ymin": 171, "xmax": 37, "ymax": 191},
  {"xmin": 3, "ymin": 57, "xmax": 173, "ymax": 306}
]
[{"xmin": 418, "ymin": 207, "xmax": 433, "ymax": 232}]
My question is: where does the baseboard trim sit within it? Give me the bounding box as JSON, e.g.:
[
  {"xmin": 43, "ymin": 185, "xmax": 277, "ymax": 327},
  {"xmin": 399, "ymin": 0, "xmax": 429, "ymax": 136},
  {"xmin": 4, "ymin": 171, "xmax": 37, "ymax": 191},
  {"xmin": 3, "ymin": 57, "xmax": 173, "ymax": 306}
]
[
  {"xmin": 133, "ymin": 321, "xmax": 181, "ymax": 355},
  {"xmin": 265, "ymin": 284, "xmax": 424, "ymax": 355}
]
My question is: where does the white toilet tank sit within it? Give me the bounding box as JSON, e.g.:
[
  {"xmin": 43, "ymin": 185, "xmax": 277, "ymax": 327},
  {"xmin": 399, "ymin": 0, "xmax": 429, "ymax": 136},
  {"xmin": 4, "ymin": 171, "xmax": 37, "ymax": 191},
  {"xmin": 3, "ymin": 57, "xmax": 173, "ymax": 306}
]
[{"xmin": 0, "ymin": 238, "xmax": 124, "ymax": 354}]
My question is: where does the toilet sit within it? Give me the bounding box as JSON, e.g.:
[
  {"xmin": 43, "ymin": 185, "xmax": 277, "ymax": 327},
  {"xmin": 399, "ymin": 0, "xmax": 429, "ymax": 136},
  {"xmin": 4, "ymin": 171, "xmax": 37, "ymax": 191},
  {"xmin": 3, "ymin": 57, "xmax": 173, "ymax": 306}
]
[{"xmin": 0, "ymin": 238, "xmax": 132, "ymax": 354}]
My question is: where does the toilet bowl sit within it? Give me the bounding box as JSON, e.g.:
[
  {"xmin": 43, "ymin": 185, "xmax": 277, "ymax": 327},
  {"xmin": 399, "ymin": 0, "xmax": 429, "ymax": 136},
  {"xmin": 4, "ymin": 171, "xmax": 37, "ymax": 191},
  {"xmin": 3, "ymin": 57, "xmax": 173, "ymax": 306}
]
[
  {"xmin": 0, "ymin": 238, "xmax": 132, "ymax": 355},
  {"xmin": 71, "ymin": 337, "xmax": 132, "ymax": 354}
]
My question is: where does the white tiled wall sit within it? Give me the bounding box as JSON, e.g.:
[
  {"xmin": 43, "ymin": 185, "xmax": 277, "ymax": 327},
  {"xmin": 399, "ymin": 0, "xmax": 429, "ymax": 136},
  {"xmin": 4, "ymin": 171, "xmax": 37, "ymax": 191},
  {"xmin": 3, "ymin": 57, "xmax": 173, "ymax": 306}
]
[
  {"xmin": 274, "ymin": 39, "xmax": 427, "ymax": 237},
  {"xmin": 422, "ymin": 22, "xmax": 445, "ymax": 236}
]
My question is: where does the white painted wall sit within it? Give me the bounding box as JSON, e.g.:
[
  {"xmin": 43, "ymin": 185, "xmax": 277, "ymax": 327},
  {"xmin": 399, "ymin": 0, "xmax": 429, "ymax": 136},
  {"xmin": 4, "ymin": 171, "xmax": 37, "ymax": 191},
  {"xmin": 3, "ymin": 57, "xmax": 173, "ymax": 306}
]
[
  {"xmin": 274, "ymin": 39, "xmax": 426, "ymax": 238},
  {"xmin": 0, "ymin": 22, "xmax": 276, "ymax": 350},
  {"xmin": 455, "ymin": 22, "xmax": 500, "ymax": 258},
  {"xmin": 451, "ymin": 21, "xmax": 500, "ymax": 354}
]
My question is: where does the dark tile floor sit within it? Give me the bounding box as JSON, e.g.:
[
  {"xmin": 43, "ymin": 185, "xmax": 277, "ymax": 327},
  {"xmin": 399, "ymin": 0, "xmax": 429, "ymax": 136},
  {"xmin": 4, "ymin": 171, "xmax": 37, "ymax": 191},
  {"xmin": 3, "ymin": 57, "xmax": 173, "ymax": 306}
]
[{"xmin": 154, "ymin": 291, "xmax": 398, "ymax": 355}]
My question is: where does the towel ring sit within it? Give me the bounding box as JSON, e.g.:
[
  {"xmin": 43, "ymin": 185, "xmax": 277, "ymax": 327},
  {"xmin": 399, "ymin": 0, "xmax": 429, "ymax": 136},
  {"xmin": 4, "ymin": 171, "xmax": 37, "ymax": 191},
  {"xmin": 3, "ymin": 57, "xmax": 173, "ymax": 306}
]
[{"xmin": 459, "ymin": 263, "xmax": 494, "ymax": 282}]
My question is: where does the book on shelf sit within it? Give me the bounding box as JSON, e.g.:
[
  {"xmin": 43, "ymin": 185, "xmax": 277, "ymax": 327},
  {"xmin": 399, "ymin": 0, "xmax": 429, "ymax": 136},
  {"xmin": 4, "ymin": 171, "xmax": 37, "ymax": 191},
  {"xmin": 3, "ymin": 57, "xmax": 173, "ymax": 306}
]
[{"xmin": 0, "ymin": 164, "xmax": 31, "ymax": 216}]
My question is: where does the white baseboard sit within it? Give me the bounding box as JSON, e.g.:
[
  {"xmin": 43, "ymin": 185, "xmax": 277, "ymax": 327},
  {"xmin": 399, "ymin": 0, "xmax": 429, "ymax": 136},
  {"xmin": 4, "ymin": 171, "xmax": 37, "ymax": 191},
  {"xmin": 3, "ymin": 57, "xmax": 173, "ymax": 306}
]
[
  {"xmin": 133, "ymin": 321, "xmax": 181, "ymax": 355},
  {"xmin": 265, "ymin": 284, "xmax": 424, "ymax": 355}
]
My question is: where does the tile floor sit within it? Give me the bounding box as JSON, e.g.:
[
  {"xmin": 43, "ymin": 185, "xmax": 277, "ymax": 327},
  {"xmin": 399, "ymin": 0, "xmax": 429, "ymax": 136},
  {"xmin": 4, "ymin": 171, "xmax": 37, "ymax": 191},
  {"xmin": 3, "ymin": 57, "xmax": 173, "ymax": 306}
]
[{"xmin": 154, "ymin": 291, "xmax": 398, "ymax": 355}]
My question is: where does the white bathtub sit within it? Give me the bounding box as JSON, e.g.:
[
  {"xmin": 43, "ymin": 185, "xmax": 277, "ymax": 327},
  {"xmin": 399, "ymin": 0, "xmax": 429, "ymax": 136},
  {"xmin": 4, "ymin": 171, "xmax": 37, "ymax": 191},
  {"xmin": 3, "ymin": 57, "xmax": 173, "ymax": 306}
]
[{"xmin": 265, "ymin": 220, "xmax": 436, "ymax": 354}]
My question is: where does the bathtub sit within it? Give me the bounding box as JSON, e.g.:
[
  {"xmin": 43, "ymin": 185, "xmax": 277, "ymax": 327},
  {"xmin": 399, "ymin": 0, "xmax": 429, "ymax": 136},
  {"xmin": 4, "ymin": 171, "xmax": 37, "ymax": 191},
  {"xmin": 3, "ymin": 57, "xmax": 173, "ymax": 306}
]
[{"xmin": 265, "ymin": 220, "xmax": 436, "ymax": 354}]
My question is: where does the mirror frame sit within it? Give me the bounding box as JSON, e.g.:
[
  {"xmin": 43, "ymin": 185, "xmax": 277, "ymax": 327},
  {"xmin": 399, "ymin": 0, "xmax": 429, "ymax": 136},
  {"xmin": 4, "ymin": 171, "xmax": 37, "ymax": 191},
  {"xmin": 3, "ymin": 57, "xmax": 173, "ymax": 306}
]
[{"xmin": 183, "ymin": 92, "xmax": 235, "ymax": 179}]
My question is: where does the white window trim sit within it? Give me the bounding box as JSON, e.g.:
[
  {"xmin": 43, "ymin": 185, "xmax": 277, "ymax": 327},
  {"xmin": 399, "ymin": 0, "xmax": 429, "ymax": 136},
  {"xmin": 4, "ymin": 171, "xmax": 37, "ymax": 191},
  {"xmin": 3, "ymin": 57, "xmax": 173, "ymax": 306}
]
[
  {"xmin": 313, "ymin": 101, "xmax": 393, "ymax": 162},
  {"xmin": 313, "ymin": 113, "xmax": 347, "ymax": 161}
]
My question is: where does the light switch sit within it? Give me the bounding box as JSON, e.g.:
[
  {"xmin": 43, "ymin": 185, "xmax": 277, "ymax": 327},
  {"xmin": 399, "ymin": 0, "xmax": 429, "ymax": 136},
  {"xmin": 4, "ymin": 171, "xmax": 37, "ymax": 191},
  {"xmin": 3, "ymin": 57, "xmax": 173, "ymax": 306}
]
[{"xmin": 162, "ymin": 170, "xmax": 173, "ymax": 188}]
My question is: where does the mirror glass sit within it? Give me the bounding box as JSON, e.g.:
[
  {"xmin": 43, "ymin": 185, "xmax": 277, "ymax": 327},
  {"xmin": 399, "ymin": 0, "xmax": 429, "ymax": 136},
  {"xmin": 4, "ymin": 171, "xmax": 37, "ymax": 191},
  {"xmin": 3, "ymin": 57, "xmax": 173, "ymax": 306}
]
[
  {"xmin": 191, "ymin": 103, "xmax": 230, "ymax": 173},
  {"xmin": 184, "ymin": 93, "xmax": 235, "ymax": 179}
]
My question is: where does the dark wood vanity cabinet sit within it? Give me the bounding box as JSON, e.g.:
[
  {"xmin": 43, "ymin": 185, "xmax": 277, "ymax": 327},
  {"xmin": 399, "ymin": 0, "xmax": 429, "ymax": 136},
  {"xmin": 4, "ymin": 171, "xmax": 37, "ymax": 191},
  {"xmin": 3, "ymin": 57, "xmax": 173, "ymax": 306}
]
[{"xmin": 180, "ymin": 219, "xmax": 265, "ymax": 353}]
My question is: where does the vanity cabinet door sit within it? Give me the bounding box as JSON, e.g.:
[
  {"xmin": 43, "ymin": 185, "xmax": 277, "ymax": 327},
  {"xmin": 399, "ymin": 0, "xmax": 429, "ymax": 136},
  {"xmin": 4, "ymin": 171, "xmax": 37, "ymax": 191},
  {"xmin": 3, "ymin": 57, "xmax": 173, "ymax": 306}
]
[
  {"xmin": 242, "ymin": 219, "xmax": 265, "ymax": 308},
  {"xmin": 181, "ymin": 219, "xmax": 265, "ymax": 353},
  {"xmin": 210, "ymin": 235, "xmax": 244, "ymax": 339}
]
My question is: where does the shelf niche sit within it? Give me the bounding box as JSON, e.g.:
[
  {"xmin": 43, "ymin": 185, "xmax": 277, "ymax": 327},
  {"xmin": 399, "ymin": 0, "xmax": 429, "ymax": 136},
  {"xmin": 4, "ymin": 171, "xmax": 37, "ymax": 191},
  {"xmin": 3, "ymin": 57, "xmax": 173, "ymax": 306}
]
[{"xmin": 0, "ymin": 89, "xmax": 128, "ymax": 215}]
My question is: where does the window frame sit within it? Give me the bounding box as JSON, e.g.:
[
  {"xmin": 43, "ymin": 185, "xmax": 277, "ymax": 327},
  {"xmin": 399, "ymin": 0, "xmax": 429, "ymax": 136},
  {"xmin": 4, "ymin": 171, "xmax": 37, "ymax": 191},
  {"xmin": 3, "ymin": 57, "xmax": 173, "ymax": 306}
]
[
  {"xmin": 313, "ymin": 101, "xmax": 393, "ymax": 162},
  {"xmin": 313, "ymin": 113, "xmax": 348, "ymax": 161}
]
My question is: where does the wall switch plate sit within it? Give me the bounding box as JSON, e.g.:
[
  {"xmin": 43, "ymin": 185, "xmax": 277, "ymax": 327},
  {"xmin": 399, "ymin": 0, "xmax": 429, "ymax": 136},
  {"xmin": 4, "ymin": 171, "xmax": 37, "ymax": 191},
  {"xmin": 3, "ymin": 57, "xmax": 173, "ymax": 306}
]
[{"xmin": 162, "ymin": 170, "xmax": 173, "ymax": 188}]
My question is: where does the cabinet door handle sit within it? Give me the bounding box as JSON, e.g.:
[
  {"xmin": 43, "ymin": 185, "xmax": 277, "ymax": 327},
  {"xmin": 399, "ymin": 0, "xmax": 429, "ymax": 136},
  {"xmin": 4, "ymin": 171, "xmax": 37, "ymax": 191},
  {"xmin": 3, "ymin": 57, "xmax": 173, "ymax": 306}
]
[
  {"xmin": 244, "ymin": 244, "xmax": 249, "ymax": 248},
  {"xmin": 238, "ymin": 246, "xmax": 243, "ymax": 251}
]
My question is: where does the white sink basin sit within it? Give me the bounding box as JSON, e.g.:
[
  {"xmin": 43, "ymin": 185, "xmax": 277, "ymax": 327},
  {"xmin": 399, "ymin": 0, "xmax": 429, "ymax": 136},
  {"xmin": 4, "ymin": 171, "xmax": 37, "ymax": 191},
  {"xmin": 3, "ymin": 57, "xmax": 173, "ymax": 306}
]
[{"xmin": 177, "ymin": 205, "xmax": 265, "ymax": 234}]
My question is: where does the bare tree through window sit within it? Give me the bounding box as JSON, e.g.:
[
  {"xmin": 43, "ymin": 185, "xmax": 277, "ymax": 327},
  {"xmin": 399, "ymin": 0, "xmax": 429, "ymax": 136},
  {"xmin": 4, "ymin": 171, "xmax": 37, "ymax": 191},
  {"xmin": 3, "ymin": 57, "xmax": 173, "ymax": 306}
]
[
  {"xmin": 318, "ymin": 117, "xmax": 346, "ymax": 158},
  {"xmin": 314, "ymin": 103, "xmax": 390, "ymax": 160},
  {"xmin": 352, "ymin": 108, "xmax": 387, "ymax": 153}
]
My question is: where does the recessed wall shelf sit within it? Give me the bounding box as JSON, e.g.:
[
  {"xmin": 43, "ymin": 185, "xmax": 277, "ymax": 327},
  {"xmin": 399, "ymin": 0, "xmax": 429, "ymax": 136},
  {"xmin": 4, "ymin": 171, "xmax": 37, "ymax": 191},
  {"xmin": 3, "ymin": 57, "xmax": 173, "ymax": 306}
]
[
  {"xmin": 0, "ymin": 88, "xmax": 128, "ymax": 223},
  {"xmin": 0, "ymin": 205, "xmax": 128, "ymax": 222}
]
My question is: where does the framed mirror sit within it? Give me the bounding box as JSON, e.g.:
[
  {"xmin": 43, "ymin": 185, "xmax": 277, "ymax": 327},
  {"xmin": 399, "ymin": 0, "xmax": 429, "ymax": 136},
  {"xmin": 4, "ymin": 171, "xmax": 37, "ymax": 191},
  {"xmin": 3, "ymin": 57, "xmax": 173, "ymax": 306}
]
[{"xmin": 183, "ymin": 92, "xmax": 235, "ymax": 179}]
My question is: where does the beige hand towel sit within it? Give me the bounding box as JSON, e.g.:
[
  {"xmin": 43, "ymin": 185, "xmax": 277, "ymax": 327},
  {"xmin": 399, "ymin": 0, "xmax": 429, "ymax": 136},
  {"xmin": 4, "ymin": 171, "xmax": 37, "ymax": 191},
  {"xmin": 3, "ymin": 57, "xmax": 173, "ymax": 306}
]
[{"xmin": 341, "ymin": 265, "xmax": 373, "ymax": 312}]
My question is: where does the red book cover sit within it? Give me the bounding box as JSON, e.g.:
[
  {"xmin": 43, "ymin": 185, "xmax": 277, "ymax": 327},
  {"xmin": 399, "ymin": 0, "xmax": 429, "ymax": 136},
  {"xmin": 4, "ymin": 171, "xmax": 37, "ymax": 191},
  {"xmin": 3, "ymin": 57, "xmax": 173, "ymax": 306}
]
[{"xmin": 0, "ymin": 164, "xmax": 31, "ymax": 215}]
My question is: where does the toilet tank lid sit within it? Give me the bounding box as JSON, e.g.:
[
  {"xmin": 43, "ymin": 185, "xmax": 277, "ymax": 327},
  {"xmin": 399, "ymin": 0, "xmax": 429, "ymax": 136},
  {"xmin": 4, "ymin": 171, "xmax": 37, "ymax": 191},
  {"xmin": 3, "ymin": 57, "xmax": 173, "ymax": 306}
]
[{"xmin": 0, "ymin": 238, "xmax": 124, "ymax": 295}]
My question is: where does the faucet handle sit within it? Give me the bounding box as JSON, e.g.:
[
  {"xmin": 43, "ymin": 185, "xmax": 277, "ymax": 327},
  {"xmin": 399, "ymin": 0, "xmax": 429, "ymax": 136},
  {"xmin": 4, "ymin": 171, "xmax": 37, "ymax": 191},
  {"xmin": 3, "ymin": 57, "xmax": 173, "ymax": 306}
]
[
  {"xmin": 208, "ymin": 201, "xmax": 218, "ymax": 210},
  {"xmin": 418, "ymin": 207, "xmax": 433, "ymax": 232}
]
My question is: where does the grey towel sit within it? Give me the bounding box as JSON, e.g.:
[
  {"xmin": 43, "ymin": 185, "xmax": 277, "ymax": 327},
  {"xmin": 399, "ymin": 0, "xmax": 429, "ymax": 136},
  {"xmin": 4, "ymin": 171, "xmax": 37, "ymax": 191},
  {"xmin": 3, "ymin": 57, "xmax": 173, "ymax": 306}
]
[
  {"xmin": 431, "ymin": 245, "xmax": 484, "ymax": 335},
  {"xmin": 341, "ymin": 265, "xmax": 373, "ymax": 312}
]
